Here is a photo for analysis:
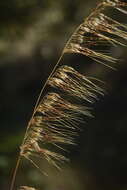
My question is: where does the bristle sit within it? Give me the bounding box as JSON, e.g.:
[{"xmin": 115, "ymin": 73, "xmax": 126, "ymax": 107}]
[
  {"xmin": 48, "ymin": 66, "xmax": 104, "ymax": 102},
  {"xmin": 58, "ymin": 66, "xmax": 104, "ymax": 92},
  {"xmin": 64, "ymin": 43, "xmax": 117, "ymax": 65},
  {"xmin": 20, "ymin": 90, "xmax": 93, "ymax": 169},
  {"xmin": 38, "ymin": 92, "xmax": 93, "ymax": 117}
]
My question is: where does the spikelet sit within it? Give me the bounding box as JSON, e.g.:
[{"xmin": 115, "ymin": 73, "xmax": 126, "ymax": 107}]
[
  {"xmin": 20, "ymin": 87, "xmax": 94, "ymax": 169},
  {"xmin": 20, "ymin": 65, "xmax": 106, "ymax": 170},
  {"xmin": 18, "ymin": 186, "xmax": 38, "ymax": 190},
  {"xmin": 64, "ymin": 0, "xmax": 127, "ymax": 69},
  {"xmin": 48, "ymin": 65, "xmax": 104, "ymax": 103}
]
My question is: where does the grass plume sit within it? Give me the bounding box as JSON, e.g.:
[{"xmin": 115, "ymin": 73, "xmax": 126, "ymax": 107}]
[{"xmin": 10, "ymin": 0, "xmax": 127, "ymax": 190}]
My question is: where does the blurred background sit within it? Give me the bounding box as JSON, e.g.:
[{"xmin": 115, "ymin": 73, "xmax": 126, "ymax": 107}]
[{"xmin": 1, "ymin": 0, "xmax": 127, "ymax": 190}]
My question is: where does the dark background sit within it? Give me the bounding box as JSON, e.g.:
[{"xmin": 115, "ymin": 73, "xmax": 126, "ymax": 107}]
[{"xmin": 1, "ymin": 0, "xmax": 127, "ymax": 190}]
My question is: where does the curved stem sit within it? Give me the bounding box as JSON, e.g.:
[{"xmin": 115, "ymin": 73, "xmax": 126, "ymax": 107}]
[{"xmin": 10, "ymin": 155, "xmax": 21, "ymax": 190}]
